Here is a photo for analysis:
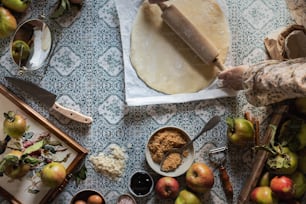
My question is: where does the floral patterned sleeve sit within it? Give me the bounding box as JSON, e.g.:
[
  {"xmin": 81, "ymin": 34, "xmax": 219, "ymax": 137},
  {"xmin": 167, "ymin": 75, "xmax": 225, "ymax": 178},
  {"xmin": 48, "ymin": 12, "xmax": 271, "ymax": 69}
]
[{"xmin": 242, "ymin": 57, "xmax": 306, "ymax": 106}]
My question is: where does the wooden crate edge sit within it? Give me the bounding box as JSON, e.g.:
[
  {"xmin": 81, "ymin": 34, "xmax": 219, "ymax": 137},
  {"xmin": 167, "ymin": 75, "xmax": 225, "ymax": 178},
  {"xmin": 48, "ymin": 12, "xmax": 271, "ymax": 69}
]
[{"xmin": 237, "ymin": 104, "xmax": 289, "ymax": 204}]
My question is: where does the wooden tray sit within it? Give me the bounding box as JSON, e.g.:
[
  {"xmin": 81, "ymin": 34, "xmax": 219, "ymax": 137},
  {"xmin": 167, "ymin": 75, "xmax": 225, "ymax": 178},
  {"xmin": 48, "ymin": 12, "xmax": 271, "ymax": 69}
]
[
  {"xmin": 0, "ymin": 85, "xmax": 88, "ymax": 204},
  {"xmin": 237, "ymin": 104, "xmax": 290, "ymax": 203}
]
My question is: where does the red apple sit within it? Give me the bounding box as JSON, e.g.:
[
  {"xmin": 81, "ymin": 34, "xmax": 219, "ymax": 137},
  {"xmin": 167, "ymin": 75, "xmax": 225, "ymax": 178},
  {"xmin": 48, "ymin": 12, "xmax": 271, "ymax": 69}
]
[
  {"xmin": 250, "ymin": 186, "xmax": 278, "ymax": 204},
  {"xmin": 186, "ymin": 162, "xmax": 214, "ymax": 193},
  {"xmin": 40, "ymin": 162, "xmax": 66, "ymax": 188},
  {"xmin": 155, "ymin": 176, "xmax": 180, "ymax": 199},
  {"xmin": 270, "ymin": 176, "xmax": 294, "ymax": 200}
]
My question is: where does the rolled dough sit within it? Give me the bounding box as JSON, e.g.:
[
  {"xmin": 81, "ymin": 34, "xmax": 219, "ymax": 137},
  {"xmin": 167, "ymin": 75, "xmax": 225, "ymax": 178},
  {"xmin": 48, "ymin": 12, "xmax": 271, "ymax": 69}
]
[{"xmin": 130, "ymin": 0, "xmax": 230, "ymax": 94}]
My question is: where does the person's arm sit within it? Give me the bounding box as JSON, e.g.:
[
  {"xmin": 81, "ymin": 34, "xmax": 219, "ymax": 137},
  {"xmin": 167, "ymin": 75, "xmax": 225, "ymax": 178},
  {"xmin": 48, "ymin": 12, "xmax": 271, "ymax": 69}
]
[{"xmin": 218, "ymin": 58, "xmax": 306, "ymax": 106}]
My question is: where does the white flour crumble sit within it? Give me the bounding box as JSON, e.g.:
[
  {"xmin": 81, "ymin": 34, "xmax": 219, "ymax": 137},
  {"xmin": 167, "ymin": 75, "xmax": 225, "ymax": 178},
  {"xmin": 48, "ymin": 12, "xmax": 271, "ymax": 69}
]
[{"xmin": 89, "ymin": 144, "xmax": 127, "ymax": 179}]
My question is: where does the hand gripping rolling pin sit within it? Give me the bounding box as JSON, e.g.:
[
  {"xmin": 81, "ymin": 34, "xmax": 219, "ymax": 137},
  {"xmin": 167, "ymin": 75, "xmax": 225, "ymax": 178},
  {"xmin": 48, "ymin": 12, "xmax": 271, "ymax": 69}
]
[{"xmin": 149, "ymin": 0, "xmax": 225, "ymax": 71}]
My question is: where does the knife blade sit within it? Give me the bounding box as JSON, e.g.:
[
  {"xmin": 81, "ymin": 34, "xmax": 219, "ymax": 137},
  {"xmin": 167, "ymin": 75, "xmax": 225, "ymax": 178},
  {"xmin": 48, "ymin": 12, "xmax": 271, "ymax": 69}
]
[{"xmin": 5, "ymin": 77, "xmax": 93, "ymax": 124}]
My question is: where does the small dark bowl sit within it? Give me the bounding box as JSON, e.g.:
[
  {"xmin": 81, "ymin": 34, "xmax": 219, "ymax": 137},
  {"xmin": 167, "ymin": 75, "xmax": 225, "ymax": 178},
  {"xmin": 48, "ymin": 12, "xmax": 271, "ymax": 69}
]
[
  {"xmin": 128, "ymin": 171, "xmax": 154, "ymax": 198},
  {"xmin": 70, "ymin": 189, "xmax": 105, "ymax": 204}
]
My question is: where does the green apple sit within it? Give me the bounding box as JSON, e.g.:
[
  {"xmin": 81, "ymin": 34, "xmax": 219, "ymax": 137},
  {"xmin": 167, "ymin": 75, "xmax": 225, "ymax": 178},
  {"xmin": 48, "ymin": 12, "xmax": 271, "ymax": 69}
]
[
  {"xmin": 12, "ymin": 40, "xmax": 31, "ymax": 63},
  {"xmin": 40, "ymin": 162, "xmax": 66, "ymax": 188},
  {"xmin": 259, "ymin": 171, "xmax": 270, "ymax": 187},
  {"xmin": 266, "ymin": 146, "xmax": 298, "ymax": 175},
  {"xmin": 298, "ymin": 148, "xmax": 306, "ymax": 174},
  {"xmin": 250, "ymin": 186, "xmax": 278, "ymax": 204},
  {"xmin": 289, "ymin": 171, "xmax": 306, "ymax": 198},
  {"xmin": 5, "ymin": 163, "xmax": 30, "ymax": 179},
  {"xmin": 3, "ymin": 111, "xmax": 27, "ymax": 139},
  {"xmin": 258, "ymin": 171, "xmax": 270, "ymax": 186},
  {"xmin": 279, "ymin": 119, "xmax": 306, "ymax": 151},
  {"xmin": 226, "ymin": 117, "xmax": 254, "ymax": 145},
  {"xmin": 297, "ymin": 123, "xmax": 306, "ymax": 150},
  {"xmin": 1, "ymin": 0, "xmax": 31, "ymax": 13},
  {"xmin": 295, "ymin": 97, "xmax": 306, "ymax": 114},
  {"xmin": 0, "ymin": 7, "xmax": 17, "ymax": 38},
  {"xmin": 175, "ymin": 190, "xmax": 201, "ymax": 204},
  {"xmin": 2, "ymin": 150, "xmax": 30, "ymax": 179}
]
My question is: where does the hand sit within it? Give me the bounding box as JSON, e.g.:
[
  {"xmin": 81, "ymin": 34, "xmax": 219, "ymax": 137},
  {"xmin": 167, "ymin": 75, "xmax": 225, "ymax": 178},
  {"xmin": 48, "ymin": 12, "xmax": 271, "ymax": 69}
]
[{"xmin": 218, "ymin": 65, "xmax": 249, "ymax": 90}]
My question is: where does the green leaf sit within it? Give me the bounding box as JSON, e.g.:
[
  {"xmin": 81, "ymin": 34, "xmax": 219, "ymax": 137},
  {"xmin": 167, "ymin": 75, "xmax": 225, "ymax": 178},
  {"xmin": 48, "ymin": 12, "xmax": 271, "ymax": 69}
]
[
  {"xmin": 51, "ymin": 0, "xmax": 71, "ymax": 18},
  {"xmin": 253, "ymin": 145, "xmax": 277, "ymax": 155},
  {"xmin": 23, "ymin": 140, "xmax": 45, "ymax": 155},
  {"xmin": 4, "ymin": 154, "xmax": 19, "ymax": 164},
  {"xmin": 73, "ymin": 163, "xmax": 87, "ymax": 186},
  {"xmin": 64, "ymin": 0, "xmax": 71, "ymax": 10},
  {"xmin": 23, "ymin": 156, "xmax": 40, "ymax": 165}
]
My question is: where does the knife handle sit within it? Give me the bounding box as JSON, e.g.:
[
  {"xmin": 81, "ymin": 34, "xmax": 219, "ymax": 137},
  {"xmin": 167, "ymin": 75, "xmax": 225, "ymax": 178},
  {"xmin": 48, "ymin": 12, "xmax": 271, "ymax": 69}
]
[{"xmin": 51, "ymin": 102, "xmax": 93, "ymax": 124}]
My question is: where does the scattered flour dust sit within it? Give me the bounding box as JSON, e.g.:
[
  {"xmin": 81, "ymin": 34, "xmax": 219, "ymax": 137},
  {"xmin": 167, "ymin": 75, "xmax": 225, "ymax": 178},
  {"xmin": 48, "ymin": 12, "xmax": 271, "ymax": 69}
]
[{"xmin": 89, "ymin": 144, "xmax": 127, "ymax": 180}]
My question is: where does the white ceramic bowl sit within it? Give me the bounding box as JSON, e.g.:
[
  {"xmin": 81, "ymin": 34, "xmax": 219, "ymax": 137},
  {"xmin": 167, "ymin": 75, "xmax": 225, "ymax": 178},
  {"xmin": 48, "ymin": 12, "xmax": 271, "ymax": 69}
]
[{"xmin": 145, "ymin": 126, "xmax": 195, "ymax": 177}]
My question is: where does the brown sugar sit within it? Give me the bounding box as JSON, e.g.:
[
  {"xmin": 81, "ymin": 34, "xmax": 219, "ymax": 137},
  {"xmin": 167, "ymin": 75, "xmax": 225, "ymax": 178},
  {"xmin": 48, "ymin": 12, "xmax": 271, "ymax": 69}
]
[
  {"xmin": 161, "ymin": 152, "xmax": 182, "ymax": 172},
  {"xmin": 148, "ymin": 128, "xmax": 189, "ymax": 171}
]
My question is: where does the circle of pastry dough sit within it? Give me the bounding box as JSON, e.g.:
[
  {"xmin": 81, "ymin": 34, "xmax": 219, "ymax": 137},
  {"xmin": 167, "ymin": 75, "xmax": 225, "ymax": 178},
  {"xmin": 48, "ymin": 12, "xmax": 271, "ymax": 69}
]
[{"xmin": 130, "ymin": 0, "xmax": 230, "ymax": 94}]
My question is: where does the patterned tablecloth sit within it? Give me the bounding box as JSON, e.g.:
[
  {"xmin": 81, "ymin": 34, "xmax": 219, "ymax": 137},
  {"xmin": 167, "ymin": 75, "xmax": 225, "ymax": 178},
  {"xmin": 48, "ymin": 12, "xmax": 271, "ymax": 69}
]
[{"xmin": 0, "ymin": 0, "xmax": 296, "ymax": 203}]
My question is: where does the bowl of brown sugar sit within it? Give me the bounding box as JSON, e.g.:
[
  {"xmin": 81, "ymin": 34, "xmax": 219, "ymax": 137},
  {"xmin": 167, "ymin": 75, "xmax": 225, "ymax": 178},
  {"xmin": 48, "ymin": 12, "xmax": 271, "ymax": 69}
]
[{"xmin": 145, "ymin": 126, "xmax": 195, "ymax": 177}]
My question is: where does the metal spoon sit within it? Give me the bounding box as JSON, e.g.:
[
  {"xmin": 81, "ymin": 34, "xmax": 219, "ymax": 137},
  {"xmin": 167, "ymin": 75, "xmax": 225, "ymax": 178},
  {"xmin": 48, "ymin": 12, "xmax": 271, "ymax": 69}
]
[{"xmin": 160, "ymin": 115, "xmax": 221, "ymax": 172}]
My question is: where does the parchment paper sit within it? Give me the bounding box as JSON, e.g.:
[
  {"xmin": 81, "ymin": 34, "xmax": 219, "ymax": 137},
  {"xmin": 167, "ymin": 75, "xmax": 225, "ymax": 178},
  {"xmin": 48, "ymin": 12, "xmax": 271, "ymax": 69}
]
[{"xmin": 115, "ymin": 0, "xmax": 237, "ymax": 106}]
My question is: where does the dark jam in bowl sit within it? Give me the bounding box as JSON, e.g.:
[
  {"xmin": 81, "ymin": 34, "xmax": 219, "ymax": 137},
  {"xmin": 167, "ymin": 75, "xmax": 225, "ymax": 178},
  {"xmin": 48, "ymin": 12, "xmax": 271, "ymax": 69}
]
[{"xmin": 129, "ymin": 172, "xmax": 153, "ymax": 196}]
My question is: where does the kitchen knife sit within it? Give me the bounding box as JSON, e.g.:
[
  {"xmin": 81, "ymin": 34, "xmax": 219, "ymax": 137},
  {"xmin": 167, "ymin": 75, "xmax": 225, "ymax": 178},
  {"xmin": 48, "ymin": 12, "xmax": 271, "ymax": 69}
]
[{"xmin": 5, "ymin": 77, "xmax": 93, "ymax": 124}]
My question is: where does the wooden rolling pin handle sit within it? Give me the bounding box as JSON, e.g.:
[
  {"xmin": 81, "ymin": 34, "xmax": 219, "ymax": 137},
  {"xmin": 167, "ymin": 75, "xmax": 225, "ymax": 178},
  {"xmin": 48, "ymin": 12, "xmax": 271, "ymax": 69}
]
[
  {"xmin": 158, "ymin": 3, "xmax": 223, "ymax": 71},
  {"xmin": 213, "ymin": 58, "xmax": 225, "ymax": 71}
]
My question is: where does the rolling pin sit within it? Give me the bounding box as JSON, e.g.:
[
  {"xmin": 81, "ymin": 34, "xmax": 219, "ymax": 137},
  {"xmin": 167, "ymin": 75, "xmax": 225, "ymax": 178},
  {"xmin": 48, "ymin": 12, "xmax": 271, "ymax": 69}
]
[{"xmin": 149, "ymin": 1, "xmax": 225, "ymax": 71}]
